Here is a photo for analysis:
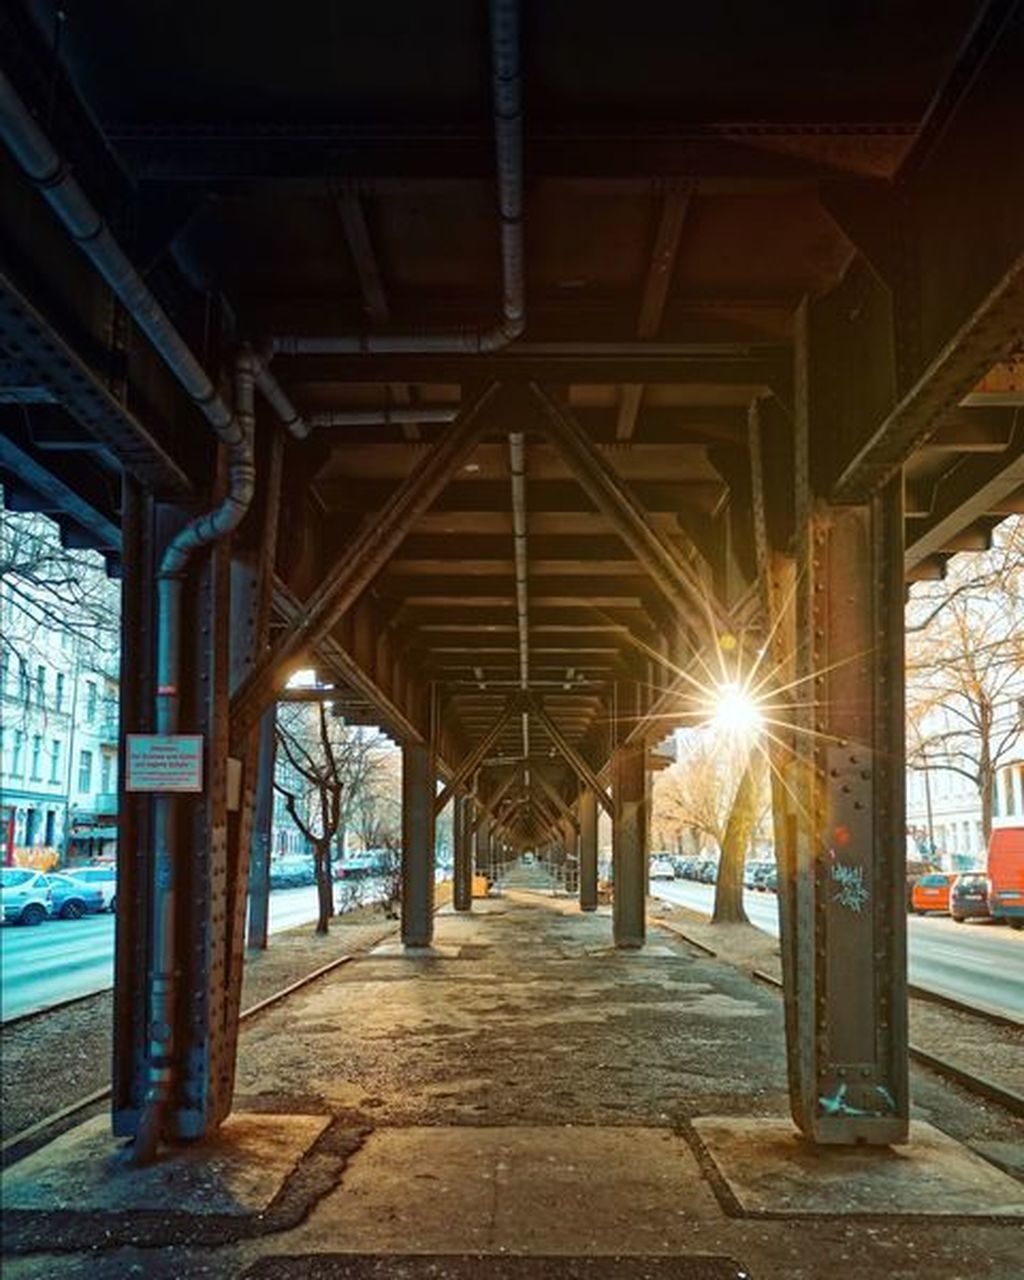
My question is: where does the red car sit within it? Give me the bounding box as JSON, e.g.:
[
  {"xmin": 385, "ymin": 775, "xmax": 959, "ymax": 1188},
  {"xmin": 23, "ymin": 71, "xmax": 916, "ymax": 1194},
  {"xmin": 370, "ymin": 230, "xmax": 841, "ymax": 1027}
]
[{"xmin": 911, "ymin": 872, "xmax": 957, "ymax": 915}]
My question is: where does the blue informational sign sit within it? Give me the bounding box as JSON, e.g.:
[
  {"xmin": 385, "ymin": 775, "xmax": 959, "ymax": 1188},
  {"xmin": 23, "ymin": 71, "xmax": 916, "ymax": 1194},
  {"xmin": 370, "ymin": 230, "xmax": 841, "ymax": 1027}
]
[{"xmin": 125, "ymin": 734, "xmax": 204, "ymax": 793}]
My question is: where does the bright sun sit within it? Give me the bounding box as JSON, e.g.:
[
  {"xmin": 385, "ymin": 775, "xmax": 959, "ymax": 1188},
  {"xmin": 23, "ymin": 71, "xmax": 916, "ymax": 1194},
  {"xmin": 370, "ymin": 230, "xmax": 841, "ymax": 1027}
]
[{"xmin": 709, "ymin": 681, "xmax": 764, "ymax": 736}]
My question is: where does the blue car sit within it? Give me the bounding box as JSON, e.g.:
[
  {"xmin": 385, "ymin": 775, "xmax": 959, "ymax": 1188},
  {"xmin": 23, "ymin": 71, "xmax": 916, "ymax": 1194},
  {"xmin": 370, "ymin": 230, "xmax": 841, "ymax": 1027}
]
[{"xmin": 44, "ymin": 873, "xmax": 107, "ymax": 919}]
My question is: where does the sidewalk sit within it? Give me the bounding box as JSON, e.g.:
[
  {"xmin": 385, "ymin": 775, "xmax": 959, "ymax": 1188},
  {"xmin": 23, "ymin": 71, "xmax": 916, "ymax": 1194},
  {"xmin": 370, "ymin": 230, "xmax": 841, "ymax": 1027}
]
[{"xmin": 2, "ymin": 890, "xmax": 1022, "ymax": 1279}]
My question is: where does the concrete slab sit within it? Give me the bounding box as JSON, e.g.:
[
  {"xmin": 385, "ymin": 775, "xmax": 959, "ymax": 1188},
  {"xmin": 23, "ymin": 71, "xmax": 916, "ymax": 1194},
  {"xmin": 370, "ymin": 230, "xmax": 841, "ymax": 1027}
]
[
  {"xmin": 1, "ymin": 1113, "xmax": 329, "ymax": 1215},
  {"xmin": 692, "ymin": 1117, "xmax": 1024, "ymax": 1217},
  {"xmin": 292, "ymin": 1126, "xmax": 721, "ymax": 1254}
]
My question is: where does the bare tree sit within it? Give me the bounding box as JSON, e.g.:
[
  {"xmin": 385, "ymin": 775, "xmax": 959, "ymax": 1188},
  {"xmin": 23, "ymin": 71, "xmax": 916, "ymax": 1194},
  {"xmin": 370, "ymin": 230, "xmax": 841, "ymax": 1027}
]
[
  {"xmin": 273, "ymin": 702, "xmax": 391, "ymax": 933},
  {"xmin": 906, "ymin": 517, "xmax": 1024, "ymax": 843},
  {"xmin": 0, "ymin": 504, "xmax": 119, "ymax": 667}
]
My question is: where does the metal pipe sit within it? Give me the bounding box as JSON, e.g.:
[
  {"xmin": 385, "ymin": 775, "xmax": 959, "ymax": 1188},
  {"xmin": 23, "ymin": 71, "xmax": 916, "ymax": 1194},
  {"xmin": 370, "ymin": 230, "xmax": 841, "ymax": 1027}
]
[
  {"xmin": 270, "ymin": 0, "xmax": 523, "ymax": 357},
  {"xmin": 133, "ymin": 349, "xmax": 258, "ymax": 1165},
  {"xmin": 508, "ymin": 432, "xmax": 531, "ymax": 785},
  {"xmin": 253, "ymin": 361, "xmax": 310, "ymax": 439},
  {"xmin": 308, "ymin": 407, "xmax": 458, "ymax": 428},
  {"xmin": 0, "ymin": 69, "xmax": 238, "ymax": 445}
]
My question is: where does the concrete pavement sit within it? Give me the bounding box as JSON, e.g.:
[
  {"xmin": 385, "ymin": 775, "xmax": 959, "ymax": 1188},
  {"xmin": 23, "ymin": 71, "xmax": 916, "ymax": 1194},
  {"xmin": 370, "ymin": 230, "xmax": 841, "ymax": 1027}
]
[{"xmin": 3, "ymin": 890, "xmax": 1022, "ymax": 1279}]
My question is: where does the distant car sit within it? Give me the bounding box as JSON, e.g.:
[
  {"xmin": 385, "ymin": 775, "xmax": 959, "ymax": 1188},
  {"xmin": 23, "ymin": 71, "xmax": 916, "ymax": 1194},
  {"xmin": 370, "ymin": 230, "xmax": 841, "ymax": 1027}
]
[
  {"xmin": 67, "ymin": 864, "xmax": 118, "ymax": 912},
  {"xmin": 744, "ymin": 861, "xmax": 773, "ymax": 890},
  {"xmin": 906, "ymin": 856, "xmax": 941, "ymax": 910},
  {"xmin": 268, "ymin": 856, "xmax": 316, "ymax": 889},
  {"xmin": 44, "ymin": 873, "xmax": 107, "ymax": 919},
  {"xmin": 911, "ymin": 872, "xmax": 957, "ymax": 915},
  {"xmin": 649, "ymin": 857, "xmax": 676, "ymax": 880},
  {"xmin": 950, "ymin": 872, "xmax": 991, "ymax": 923},
  {"xmin": 0, "ymin": 867, "xmax": 53, "ymax": 925},
  {"xmin": 757, "ymin": 865, "xmax": 778, "ymax": 893},
  {"xmin": 335, "ymin": 851, "xmax": 390, "ymax": 880}
]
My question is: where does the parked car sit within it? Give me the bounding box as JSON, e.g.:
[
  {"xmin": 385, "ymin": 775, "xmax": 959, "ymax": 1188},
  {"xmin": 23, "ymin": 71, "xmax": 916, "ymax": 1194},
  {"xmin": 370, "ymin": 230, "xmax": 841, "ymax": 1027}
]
[
  {"xmin": 744, "ymin": 861, "xmax": 773, "ymax": 890},
  {"xmin": 911, "ymin": 872, "xmax": 957, "ymax": 915},
  {"xmin": 335, "ymin": 851, "xmax": 390, "ymax": 880},
  {"xmin": 987, "ymin": 823, "xmax": 1024, "ymax": 929},
  {"xmin": 0, "ymin": 867, "xmax": 53, "ymax": 925},
  {"xmin": 649, "ymin": 856, "xmax": 676, "ymax": 880},
  {"xmin": 268, "ymin": 856, "xmax": 316, "ymax": 889},
  {"xmin": 44, "ymin": 873, "xmax": 107, "ymax": 919},
  {"xmin": 753, "ymin": 863, "xmax": 778, "ymax": 892},
  {"xmin": 906, "ymin": 856, "xmax": 941, "ymax": 910},
  {"xmin": 949, "ymin": 871, "xmax": 991, "ymax": 923},
  {"xmin": 67, "ymin": 864, "xmax": 118, "ymax": 911}
]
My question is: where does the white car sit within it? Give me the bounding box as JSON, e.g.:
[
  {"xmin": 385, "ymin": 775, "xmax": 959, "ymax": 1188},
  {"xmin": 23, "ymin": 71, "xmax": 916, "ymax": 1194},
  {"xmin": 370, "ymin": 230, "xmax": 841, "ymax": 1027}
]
[
  {"xmin": 65, "ymin": 864, "xmax": 117, "ymax": 912},
  {"xmin": 1, "ymin": 867, "xmax": 53, "ymax": 925},
  {"xmin": 649, "ymin": 857, "xmax": 677, "ymax": 880}
]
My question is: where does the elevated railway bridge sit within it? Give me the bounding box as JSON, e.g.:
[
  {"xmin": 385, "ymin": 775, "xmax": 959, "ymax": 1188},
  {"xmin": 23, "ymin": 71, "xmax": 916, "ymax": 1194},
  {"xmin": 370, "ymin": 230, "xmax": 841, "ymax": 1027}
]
[{"xmin": 0, "ymin": 0, "xmax": 1021, "ymax": 1165}]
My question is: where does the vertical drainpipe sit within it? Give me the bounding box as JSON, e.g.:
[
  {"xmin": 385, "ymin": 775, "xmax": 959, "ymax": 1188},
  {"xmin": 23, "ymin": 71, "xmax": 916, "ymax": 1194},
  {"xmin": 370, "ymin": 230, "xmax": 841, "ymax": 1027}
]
[
  {"xmin": 509, "ymin": 433, "xmax": 530, "ymax": 801},
  {"xmin": 133, "ymin": 349, "xmax": 258, "ymax": 1164}
]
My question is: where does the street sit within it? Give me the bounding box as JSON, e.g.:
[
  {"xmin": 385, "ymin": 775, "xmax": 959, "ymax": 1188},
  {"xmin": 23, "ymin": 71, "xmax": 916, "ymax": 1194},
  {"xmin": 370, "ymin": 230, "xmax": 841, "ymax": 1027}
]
[
  {"xmin": 1, "ymin": 885, "xmax": 329, "ymax": 1022},
  {"xmin": 4, "ymin": 877, "xmax": 1022, "ymax": 1022},
  {"xmin": 651, "ymin": 879, "xmax": 1024, "ymax": 1020}
]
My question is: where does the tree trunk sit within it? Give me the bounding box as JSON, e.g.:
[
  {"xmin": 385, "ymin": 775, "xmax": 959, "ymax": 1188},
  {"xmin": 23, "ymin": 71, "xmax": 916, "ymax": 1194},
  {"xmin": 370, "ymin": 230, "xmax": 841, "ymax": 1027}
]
[
  {"xmin": 712, "ymin": 757, "xmax": 761, "ymax": 924},
  {"xmin": 314, "ymin": 841, "xmax": 333, "ymax": 934}
]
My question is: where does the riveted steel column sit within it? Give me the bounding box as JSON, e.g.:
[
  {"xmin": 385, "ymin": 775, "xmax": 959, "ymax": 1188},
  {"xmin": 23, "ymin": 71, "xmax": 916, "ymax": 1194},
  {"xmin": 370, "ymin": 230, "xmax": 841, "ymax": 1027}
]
[
  {"xmin": 612, "ymin": 742, "xmax": 647, "ymax": 948},
  {"xmin": 579, "ymin": 789, "xmax": 598, "ymax": 911},
  {"xmin": 453, "ymin": 793, "xmax": 472, "ymax": 912},
  {"xmin": 402, "ymin": 741, "xmax": 435, "ymax": 946},
  {"xmin": 785, "ymin": 483, "xmax": 907, "ymax": 1144},
  {"xmin": 475, "ymin": 812, "xmax": 491, "ymax": 879},
  {"xmin": 113, "ymin": 477, "xmax": 155, "ymax": 1131},
  {"xmin": 246, "ymin": 708, "xmax": 275, "ymax": 950},
  {"xmin": 783, "ymin": 299, "xmax": 908, "ymax": 1143}
]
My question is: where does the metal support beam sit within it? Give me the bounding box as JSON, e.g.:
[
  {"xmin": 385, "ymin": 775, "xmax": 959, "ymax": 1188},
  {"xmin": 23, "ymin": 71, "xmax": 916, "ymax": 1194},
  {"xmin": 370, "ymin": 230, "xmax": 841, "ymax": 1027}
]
[
  {"xmin": 529, "ymin": 697, "xmax": 614, "ymax": 816},
  {"xmin": 453, "ymin": 793, "xmax": 472, "ymax": 912},
  {"xmin": 246, "ymin": 709, "xmax": 276, "ymax": 950},
  {"xmin": 402, "ymin": 741, "xmax": 436, "ymax": 947},
  {"xmin": 612, "ymin": 742, "xmax": 647, "ymax": 949},
  {"xmin": 532, "ymin": 767, "xmax": 579, "ymax": 829},
  {"xmin": 616, "ymin": 181, "xmax": 692, "ymax": 441},
  {"xmin": 529, "ymin": 382, "xmax": 731, "ymax": 640},
  {"xmin": 434, "ymin": 701, "xmax": 516, "ymax": 814},
  {"xmin": 475, "ymin": 810, "xmax": 492, "ymax": 877},
  {"xmin": 578, "ymin": 789, "xmax": 599, "ymax": 911},
  {"xmin": 231, "ymin": 381, "xmax": 501, "ymax": 737},
  {"xmin": 831, "ymin": 255, "xmax": 1024, "ymax": 501},
  {"xmin": 905, "ymin": 412, "xmax": 1024, "ymax": 569},
  {"xmin": 780, "ymin": 307, "xmax": 909, "ymax": 1145}
]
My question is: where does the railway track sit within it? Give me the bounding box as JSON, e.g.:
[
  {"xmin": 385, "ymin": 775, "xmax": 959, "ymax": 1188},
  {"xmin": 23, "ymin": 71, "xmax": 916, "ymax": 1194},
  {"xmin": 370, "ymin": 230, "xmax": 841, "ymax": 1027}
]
[
  {"xmin": 1, "ymin": 948, "xmax": 360, "ymax": 1168},
  {"xmin": 655, "ymin": 917, "xmax": 1024, "ymax": 1119}
]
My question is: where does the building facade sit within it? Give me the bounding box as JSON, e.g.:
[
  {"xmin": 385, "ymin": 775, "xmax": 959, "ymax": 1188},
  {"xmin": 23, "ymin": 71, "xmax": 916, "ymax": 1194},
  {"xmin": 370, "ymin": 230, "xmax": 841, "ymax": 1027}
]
[{"xmin": 0, "ymin": 509, "xmax": 120, "ymax": 868}]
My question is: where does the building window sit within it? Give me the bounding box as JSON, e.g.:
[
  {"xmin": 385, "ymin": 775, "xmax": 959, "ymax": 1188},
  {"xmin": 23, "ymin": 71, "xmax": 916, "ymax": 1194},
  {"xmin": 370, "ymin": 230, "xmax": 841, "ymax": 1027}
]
[
  {"xmin": 35, "ymin": 665, "xmax": 46, "ymax": 706},
  {"xmin": 49, "ymin": 740, "xmax": 61, "ymax": 784},
  {"xmin": 25, "ymin": 808, "xmax": 38, "ymax": 845},
  {"xmin": 30, "ymin": 735, "xmax": 43, "ymax": 780},
  {"xmin": 11, "ymin": 729, "xmax": 25, "ymax": 775},
  {"xmin": 55, "ymin": 672, "xmax": 65, "ymax": 712},
  {"xmin": 1006, "ymin": 770, "xmax": 1017, "ymax": 817},
  {"xmin": 18, "ymin": 658, "xmax": 29, "ymax": 701},
  {"xmin": 78, "ymin": 749, "xmax": 93, "ymax": 794},
  {"xmin": 44, "ymin": 810, "xmax": 56, "ymax": 845},
  {"xmin": 86, "ymin": 681, "xmax": 97, "ymax": 723},
  {"xmin": 101, "ymin": 752, "xmax": 113, "ymax": 794},
  {"xmin": 0, "ymin": 646, "xmax": 9, "ymax": 692}
]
